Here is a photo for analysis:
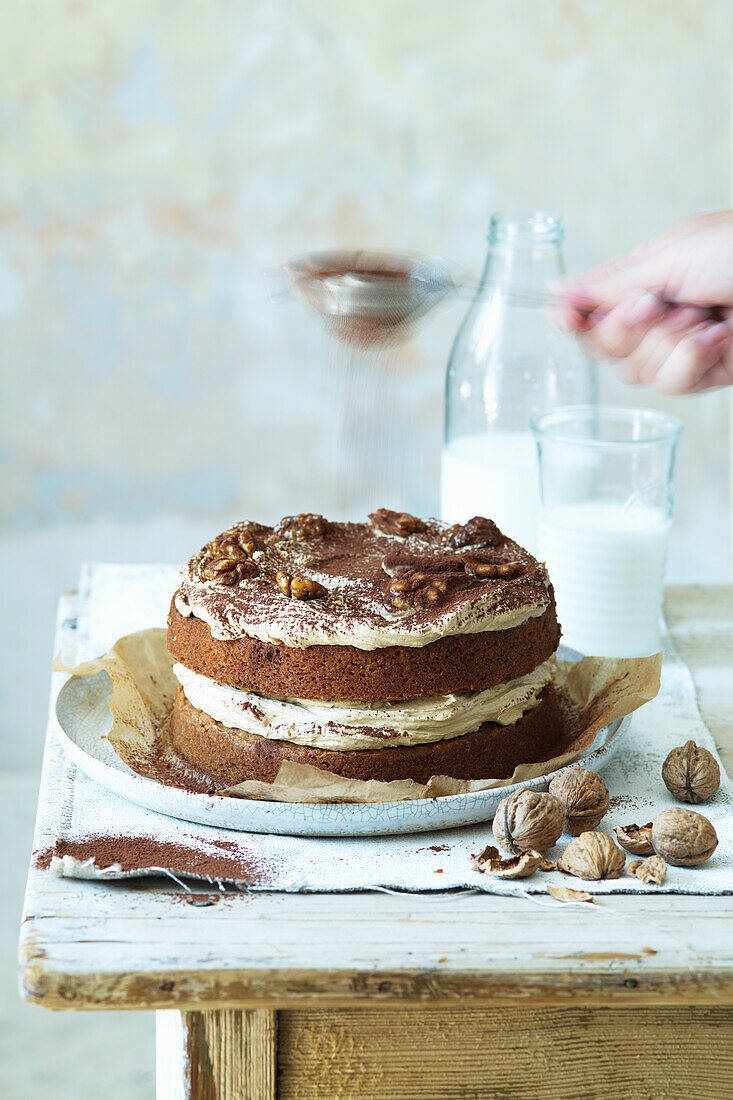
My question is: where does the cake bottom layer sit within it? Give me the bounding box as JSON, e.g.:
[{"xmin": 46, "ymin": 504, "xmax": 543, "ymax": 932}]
[{"xmin": 168, "ymin": 684, "xmax": 565, "ymax": 785}]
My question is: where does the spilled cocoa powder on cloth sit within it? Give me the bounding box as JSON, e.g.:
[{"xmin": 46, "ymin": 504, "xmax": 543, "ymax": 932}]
[{"xmin": 33, "ymin": 834, "xmax": 275, "ymax": 884}]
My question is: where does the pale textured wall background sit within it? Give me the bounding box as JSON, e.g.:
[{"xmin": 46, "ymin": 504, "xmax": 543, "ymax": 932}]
[{"xmin": 2, "ymin": 0, "xmax": 732, "ymax": 768}]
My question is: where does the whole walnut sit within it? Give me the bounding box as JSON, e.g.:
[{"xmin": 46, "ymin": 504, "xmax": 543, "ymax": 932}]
[
  {"xmin": 651, "ymin": 808, "xmax": 718, "ymax": 867},
  {"xmin": 492, "ymin": 789, "xmax": 564, "ymax": 855},
  {"xmin": 557, "ymin": 832, "xmax": 626, "ymax": 881},
  {"xmin": 548, "ymin": 768, "xmax": 610, "ymax": 836},
  {"xmin": 662, "ymin": 741, "xmax": 720, "ymax": 804}
]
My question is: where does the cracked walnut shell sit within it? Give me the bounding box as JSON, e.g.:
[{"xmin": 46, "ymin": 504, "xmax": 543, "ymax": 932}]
[
  {"xmin": 472, "ymin": 845, "xmax": 546, "ymax": 880},
  {"xmin": 548, "ymin": 767, "xmax": 610, "ymax": 836},
  {"xmin": 662, "ymin": 740, "xmax": 721, "ymax": 804},
  {"xmin": 614, "ymin": 822, "xmax": 654, "ymax": 857},
  {"xmin": 628, "ymin": 855, "xmax": 667, "ymax": 885},
  {"xmin": 547, "ymin": 886, "xmax": 593, "ymax": 903},
  {"xmin": 557, "ymin": 831, "xmax": 626, "ymax": 881},
  {"xmin": 492, "ymin": 789, "xmax": 564, "ymax": 855},
  {"xmin": 651, "ymin": 808, "xmax": 718, "ymax": 867}
]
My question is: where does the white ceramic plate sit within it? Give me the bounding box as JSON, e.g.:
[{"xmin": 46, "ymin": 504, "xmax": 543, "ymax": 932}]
[{"xmin": 55, "ymin": 645, "xmax": 630, "ymax": 837}]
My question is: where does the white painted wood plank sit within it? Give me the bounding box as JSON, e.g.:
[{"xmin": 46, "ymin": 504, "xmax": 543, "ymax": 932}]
[{"xmin": 20, "ymin": 890, "xmax": 733, "ymax": 983}]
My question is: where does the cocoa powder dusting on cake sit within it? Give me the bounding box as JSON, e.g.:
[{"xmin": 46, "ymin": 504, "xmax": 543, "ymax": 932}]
[
  {"xmin": 175, "ymin": 516, "xmax": 551, "ymax": 648},
  {"xmin": 34, "ymin": 835, "xmax": 275, "ymax": 884}
]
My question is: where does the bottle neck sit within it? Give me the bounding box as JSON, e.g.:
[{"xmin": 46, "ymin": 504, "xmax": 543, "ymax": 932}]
[
  {"xmin": 481, "ymin": 211, "xmax": 566, "ymax": 291},
  {"xmin": 480, "ymin": 239, "xmax": 565, "ymax": 290}
]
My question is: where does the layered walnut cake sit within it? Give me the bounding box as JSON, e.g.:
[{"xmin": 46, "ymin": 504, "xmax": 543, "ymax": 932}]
[{"xmin": 167, "ymin": 510, "xmax": 563, "ymax": 786}]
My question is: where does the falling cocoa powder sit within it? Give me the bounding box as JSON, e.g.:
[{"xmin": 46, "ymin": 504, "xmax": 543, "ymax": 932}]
[{"xmin": 33, "ymin": 834, "xmax": 275, "ymax": 884}]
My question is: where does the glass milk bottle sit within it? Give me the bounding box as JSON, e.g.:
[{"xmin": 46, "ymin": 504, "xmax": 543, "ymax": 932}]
[{"xmin": 441, "ymin": 211, "xmax": 597, "ymax": 554}]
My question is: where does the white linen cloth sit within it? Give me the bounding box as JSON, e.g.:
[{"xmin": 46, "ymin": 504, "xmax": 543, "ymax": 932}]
[{"xmin": 46, "ymin": 563, "xmax": 732, "ymax": 895}]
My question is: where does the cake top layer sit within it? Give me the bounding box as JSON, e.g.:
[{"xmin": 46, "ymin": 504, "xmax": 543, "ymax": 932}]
[{"xmin": 174, "ymin": 510, "xmax": 553, "ymax": 651}]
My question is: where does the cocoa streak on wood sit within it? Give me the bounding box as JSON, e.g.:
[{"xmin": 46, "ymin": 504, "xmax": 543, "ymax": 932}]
[{"xmin": 33, "ymin": 835, "xmax": 275, "ymax": 884}]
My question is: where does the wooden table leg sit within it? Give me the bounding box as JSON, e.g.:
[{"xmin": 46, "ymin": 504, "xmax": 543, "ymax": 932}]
[{"xmin": 156, "ymin": 1008, "xmax": 277, "ymax": 1100}]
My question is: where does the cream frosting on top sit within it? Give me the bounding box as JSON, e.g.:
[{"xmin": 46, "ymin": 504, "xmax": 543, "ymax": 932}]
[
  {"xmin": 173, "ymin": 659, "xmax": 554, "ymax": 751},
  {"xmin": 173, "ymin": 515, "xmax": 552, "ymax": 651}
]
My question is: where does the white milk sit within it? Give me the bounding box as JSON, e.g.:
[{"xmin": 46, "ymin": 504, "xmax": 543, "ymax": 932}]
[
  {"xmin": 441, "ymin": 431, "xmax": 541, "ymax": 554},
  {"xmin": 539, "ymin": 501, "xmax": 671, "ymax": 657}
]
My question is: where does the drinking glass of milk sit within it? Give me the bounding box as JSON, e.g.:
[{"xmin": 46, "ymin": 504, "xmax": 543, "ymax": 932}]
[
  {"xmin": 441, "ymin": 211, "xmax": 597, "ymax": 555},
  {"xmin": 532, "ymin": 405, "xmax": 683, "ymax": 657}
]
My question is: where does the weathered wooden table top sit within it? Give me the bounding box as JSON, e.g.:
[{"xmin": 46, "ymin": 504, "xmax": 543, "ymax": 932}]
[{"xmin": 19, "ymin": 585, "xmax": 733, "ymax": 1013}]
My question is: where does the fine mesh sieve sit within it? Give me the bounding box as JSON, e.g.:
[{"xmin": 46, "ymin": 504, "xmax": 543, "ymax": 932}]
[
  {"xmin": 266, "ymin": 250, "xmax": 459, "ymax": 347},
  {"xmin": 267, "ymin": 249, "xmax": 556, "ymax": 348}
]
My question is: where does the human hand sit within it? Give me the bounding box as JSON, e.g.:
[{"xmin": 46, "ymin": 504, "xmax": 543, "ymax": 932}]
[{"xmin": 553, "ymin": 211, "xmax": 733, "ymax": 394}]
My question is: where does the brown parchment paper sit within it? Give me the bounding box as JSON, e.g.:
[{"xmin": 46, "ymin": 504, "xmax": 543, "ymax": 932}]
[{"xmin": 57, "ymin": 628, "xmax": 662, "ymax": 804}]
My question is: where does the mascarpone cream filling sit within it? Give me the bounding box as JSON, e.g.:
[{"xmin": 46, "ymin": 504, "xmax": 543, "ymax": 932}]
[{"xmin": 173, "ymin": 659, "xmax": 554, "ymax": 752}]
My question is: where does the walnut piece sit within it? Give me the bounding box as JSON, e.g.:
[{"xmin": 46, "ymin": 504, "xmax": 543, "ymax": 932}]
[
  {"xmin": 662, "ymin": 740, "xmax": 721, "ymax": 804},
  {"xmin": 492, "ymin": 789, "xmax": 564, "ymax": 855},
  {"xmin": 370, "ymin": 508, "xmax": 426, "ymax": 537},
  {"xmin": 470, "ymin": 844, "xmax": 501, "ymax": 871},
  {"xmin": 614, "ymin": 822, "xmax": 654, "ymax": 857},
  {"xmin": 557, "ymin": 832, "xmax": 626, "ymax": 881},
  {"xmin": 203, "ymin": 556, "xmax": 258, "ymax": 585},
  {"xmin": 274, "ymin": 513, "xmax": 327, "ymax": 538},
  {"xmin": 651, "ymin": 807, "xmax": 718, "ymax": 867},
  {"xmin": 209, "ymin": 529, "xmax": 256, "ymax": 558},
  {"xmin": 547, "ymin": 885, "xmax": 593, "ymax": 903},
  {"xmin": 446, "ymin": 516, "xmax": 503, "ymax": 550},
  {"xmin": 387, "ymin": 569, "xmax": 469, "ymax": 610},
  {"xmin": 463, "ymin": 559, "xmax": 524, "ymax": 580},
  {"xmin": 548, "ymin": 767, "xmax": 610, "ymax": 836},
  {"xmin": 202, "ymin": 527, "xmax": 259, "ymax": 584},
  {"xmin": 275, "ymin": 572, "xmax": 327, "ymax": 600},
  {"xmin": 471, "ymin": 845, "xmax": 544, "ymax": 879},
  {"xmin": 627, "ymin": 855, "xmax": 667, "ymax": 885}
]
